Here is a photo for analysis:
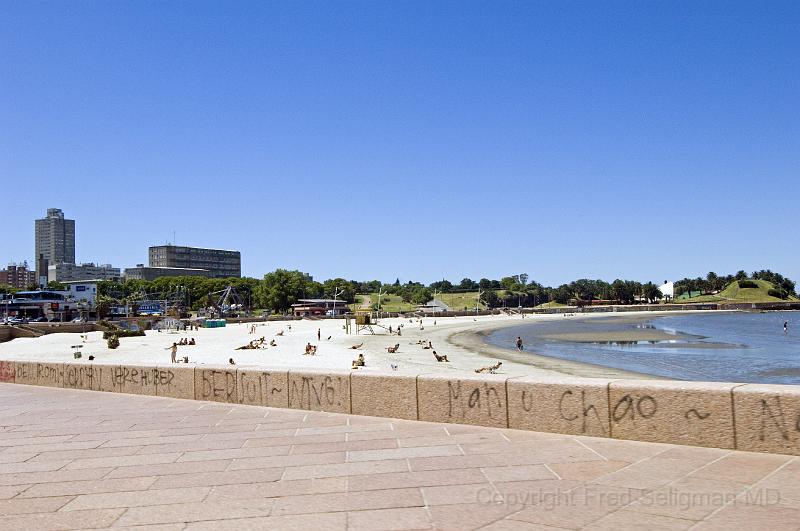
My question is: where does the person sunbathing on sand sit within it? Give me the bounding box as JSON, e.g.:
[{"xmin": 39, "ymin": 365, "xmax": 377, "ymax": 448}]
[
  {"xmin": 433, "ymin": 351, "xmax": 449, "ymax": 362},
  {"xmin": 475, "ymin": 361, "xmax": 502, "ymax": 374}
]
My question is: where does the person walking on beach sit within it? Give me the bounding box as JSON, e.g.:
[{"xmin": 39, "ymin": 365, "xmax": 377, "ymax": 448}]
[
  {"xmin": 317, "ymin": 328, "xmax": 321, "ymax": 341},
  {"xmin": 516, "ymin": 336, "xmax": 524, "ymax": 351},
  {"xmin": 166, "ymin": 342, "xmax": 178, "ymax": 363}
]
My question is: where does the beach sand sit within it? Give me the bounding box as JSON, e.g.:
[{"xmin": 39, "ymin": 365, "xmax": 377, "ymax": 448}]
[{"xmin": 0, "ymin": 311, "xmax": 722, "ymax": 378}]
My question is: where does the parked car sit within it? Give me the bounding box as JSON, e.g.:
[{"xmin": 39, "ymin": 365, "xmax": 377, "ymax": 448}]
[
  {"xmin": 31, "ymin": 317, "xmax": 48, "ymax": 322},
  {"xmin": 71, "ymin": 317, "xmax": 86, "ymax": 323}
]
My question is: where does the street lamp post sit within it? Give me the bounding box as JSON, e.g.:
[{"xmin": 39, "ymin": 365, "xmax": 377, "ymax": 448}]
[{"xmin": 332, "ymin": 286, "xmax": 344, "ymax": 318}]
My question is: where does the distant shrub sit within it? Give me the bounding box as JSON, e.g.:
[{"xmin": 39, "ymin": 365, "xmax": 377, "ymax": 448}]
[
  {"xmin": 768, "ymin": 289, "xmax": 788, "ymax": 300},
  {"xmin": 107, "ymin": 335, "xmax": 120, "ymax": 349},
  {"xmin": 738, "ymin": 280, "xmax": 758, "ymax": 289},
  {"xmin": 102, "ymin": 329, "xmax": 145, "ymax": 339}
]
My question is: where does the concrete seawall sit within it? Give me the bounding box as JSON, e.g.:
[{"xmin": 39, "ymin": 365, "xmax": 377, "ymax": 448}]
[{"xmin": 1, "ymin": 358, "xmax": 799, "ymax": 456}]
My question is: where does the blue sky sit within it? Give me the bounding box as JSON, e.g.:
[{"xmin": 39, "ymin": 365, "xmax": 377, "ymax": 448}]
[{"xmin": 2, "ymin": 1, "xmax": 798, "ymax": 286}]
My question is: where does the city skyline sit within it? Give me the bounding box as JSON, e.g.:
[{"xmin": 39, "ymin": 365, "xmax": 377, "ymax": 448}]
[{"xmin": 2, "ymin": 2, "xmax": 798, "ymax": 286}]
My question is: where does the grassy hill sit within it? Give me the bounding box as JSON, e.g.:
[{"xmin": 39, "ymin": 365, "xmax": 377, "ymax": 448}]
[
  {"xmin": 678, "ymin": 279, "xmax": 798, "ymax": 304},
  {"xmin": 351, "ymin": 294, "xmax": 416, "ymax": 312},
  {"xmin": 436, "ymin": 292, "xmax": 485, "ymax": 311},
  {"xmin": 536, "ymin": 301, "xmax": 569, "ymax": 309}
]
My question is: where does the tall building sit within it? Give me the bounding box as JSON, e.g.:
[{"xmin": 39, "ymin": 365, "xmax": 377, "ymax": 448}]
[
  {"xmin": 148, "ymin": 245, "xmax": 241, "ymax": 278},
  {"xmin": 0, "ymin": 262, "xmax": 37, "ymax": 289},
  {"xmin": 48, "ymin": 262, "xmax": 121, "ymax": 283},
  {"xmin": 35, "ymin": 208, "xmax": 75, "ymax": 285}
]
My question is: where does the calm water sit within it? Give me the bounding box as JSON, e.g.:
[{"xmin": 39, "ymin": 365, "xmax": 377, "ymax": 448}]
[{"xmin": 485, "ymin": 311, "xmax": 800, "ymax": 384}]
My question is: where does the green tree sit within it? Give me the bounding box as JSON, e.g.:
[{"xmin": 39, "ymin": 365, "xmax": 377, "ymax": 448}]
[
  {"xmin": 458, "ymin": 278, "xmax": 478, "ymax": 290},
  {"xmin": 481, "ymin": 289, "xmax": 499, "ymax": 308},
  {"xmin": 322, "ymin": 278, "xmax": 356, "ymax": 303},
  {"xmin": 0, "ymin": 283, "xmax": 17, "ymax": 295},
  {"xmin": 253, "ymin": 269, "xmax": 314, "ymax": 313},
  {"xmin": 642, "ymin": 282, "xmax": 662, "ymax": 303},
  {"xmin": 409, "ymin": 287, "xmax": 431, "ymax": 305},
  {"xmin": 429, "ymin": 280, "xmax": 453, "ymax": 293}
]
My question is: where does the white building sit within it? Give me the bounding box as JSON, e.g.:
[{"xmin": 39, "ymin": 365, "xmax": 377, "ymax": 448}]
[
  {"xmin": 61, "ymin": 280, "xmax": 99, "ymax": 307},
  {"xmin": 49, "ymin": 262, "xmax": 121, "ymax": 282},
  {"xmin": 658, "ymin": 281, "xmax": 674, "ymax": 301}
]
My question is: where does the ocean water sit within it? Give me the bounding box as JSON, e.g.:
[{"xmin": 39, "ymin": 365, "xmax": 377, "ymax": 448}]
[{"xmin": 485, "ymin": 311, "xmax": 800, "ymax": 384}]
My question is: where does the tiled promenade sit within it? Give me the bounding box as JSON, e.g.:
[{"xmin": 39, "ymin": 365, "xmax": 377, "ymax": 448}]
[{"xmin": 0, "ymin": 384, "xmax": 798, "ymax": 530}]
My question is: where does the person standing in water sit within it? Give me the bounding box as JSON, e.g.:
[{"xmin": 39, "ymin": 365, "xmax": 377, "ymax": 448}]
[
  {"xmin": 516, "ymin": 336, "xmax": 524, "ymax": 351},
  {"xmin": 784, "ymin": 321, "xmax": 789, "ymax": 335}
]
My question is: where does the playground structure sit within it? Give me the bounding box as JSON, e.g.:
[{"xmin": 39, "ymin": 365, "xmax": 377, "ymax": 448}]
[{"xmin": 201, "ymin": 285, "xmax": 247, "ymax": 318}]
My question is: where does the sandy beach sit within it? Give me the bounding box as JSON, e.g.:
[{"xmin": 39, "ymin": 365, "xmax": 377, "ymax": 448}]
[{"xmin": 0, "ymin": 311, "xmax": 724, "ymax": 378}]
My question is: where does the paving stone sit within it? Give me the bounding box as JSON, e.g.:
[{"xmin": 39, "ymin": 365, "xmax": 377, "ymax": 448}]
[
  {"xmin": 584, "ymin": 510, "xmax": 695, "ymax": 530},
  {"xmin": 60, "ymin": 485, "xmax": 211, "ymax": 511},
  {"xmin": 150, "ymin": 467, "xmax": 284, "ymax": 489},
  {"xmin": 18, "ymin": 475, "xmax": 157, "ymax": 498},
  {"xmin": 0, "ymin": 495, "xmax": 73, "ymax": 515},
  {"xmin": 0, "ymin": 508, "xmax": 125, "ymax": 531},
  {"xmin": 207, "ymin": 477, "xmax": 348, "ymax": 501},
  {"xmin": 114, "ymin": 497, "xmax": 274, "ymax": 526},
  {"xmin": 346, "ymin": 468, "xmax": 488, "ymax": 491},
  {"xmin": 346, "ymin": 445, "xmax": 462, "ymax": 462},
  {"xmin": 282, "ymin": 459, "xmax": 410, "ymax": 481},
  {"xmin": 183, "ymin": 512, "xmax": 348, "ymax": 530},
  {"xmin": 347, "ymin": 507, "xmax": 432, "ymax": 530},
  {"xmin": 693, "ymin": 499, "xmax": 800, "ymax": 530},
  {"xmin": 271, "ymin": 487, "xmax": 425, "ymax": 516}
]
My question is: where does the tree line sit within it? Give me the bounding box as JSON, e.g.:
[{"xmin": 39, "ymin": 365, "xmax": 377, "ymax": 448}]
[{"xmin": 3, "ymin": 268, "xmax": 795, "ymax": 313}]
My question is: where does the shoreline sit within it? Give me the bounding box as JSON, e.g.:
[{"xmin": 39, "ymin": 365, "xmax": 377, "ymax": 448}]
[{"xmin": 446, "ymin": 310, "xmax": 743, "ymax": 379}]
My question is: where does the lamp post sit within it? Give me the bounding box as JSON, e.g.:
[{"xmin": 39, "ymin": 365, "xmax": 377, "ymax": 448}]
[
  {"xmin": 332, "ymin": 286, "xmax": 344, "ymax": 318},
  {"xmin": 376, "ymin": 287, "xmax": 384, "ymax": 321}
]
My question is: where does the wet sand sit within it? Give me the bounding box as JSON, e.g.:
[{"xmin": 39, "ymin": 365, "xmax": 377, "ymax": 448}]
[{"xmin": 447, "ymin": 324, "xmax": 657, "ymax": 379}]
